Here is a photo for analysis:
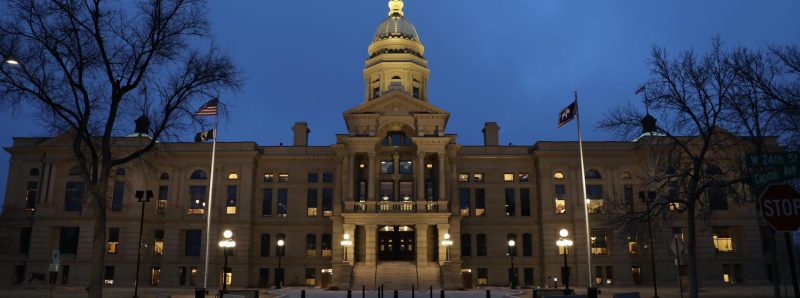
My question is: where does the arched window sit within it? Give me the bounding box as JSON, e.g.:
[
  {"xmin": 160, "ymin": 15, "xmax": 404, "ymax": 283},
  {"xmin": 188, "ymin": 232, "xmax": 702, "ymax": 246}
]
[
  {"xmin": 68, "ymin": 166, "xmax": 82, "ymax": 176},
  {"xmin": 228, "ymin": 171, "xmax": 239, "ymax": 180},
  {"xmin": 29, "ymin": 168, "xmax": 40, "ymax": 176},
  {"xmin": 622, "ymin": 171, "xmax": 632, "ymax": 180},
  {"xmin": 382, "ymin": 132, "xmax": 412, "ymax": 146},
  {"xmin": 389, "ymin": 76, "xmax": 403, "ymax": 89},
  {"xmin": 585, "ymin": 169, "xmax": 602, "ymax": 179},
  {"xmin": 190, "ymin": 170, "xmax": 207, "ymax": 180},
  {"xmin": 115, "ymin": 168, "xmax": 126, "ymax": 176},
  {"xmin": 160, "ymin": 173, "xmax": 170, "ymax": 180},
  {"xmin": 553, "ymin": 172, "xmax": 565, "ymax": 179}
]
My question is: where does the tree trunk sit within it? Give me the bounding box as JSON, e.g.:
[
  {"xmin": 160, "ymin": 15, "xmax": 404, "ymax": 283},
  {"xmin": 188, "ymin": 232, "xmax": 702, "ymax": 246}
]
[
  {"xmin": 687, "ymin": 201, "xmax": 699, "ymax": 298},
  {"xmin": 87, "ymin": 182, "xmax": 108, "ymax": 298}
]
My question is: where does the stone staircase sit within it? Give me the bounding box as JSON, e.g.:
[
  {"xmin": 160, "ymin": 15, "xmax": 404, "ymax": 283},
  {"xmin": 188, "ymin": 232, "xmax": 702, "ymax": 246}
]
[
  {"xmin": 416, "ymin": 263, "xmax": 442, "ymax": 289},
  {"xmin": 375, "ymin": 261, "xmax": 419, "ymax": 290},
  {"xmin": 352, "ymin": 263, "xmax": 377, "ymax": 290}
]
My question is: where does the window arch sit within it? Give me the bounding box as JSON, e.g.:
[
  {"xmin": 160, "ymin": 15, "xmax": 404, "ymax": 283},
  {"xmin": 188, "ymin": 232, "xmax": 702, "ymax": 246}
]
[
  {"xmin": 190, "ymin": 170, "xmax": 207, "ymax": 180},
  {"xmin": 68, "ymin": 166, "xmax": 82, "ymax": 176},
  {"xmin": 227, "ymin": 171, "xmax": 239, "ymax": 180},
  {"xmin": 29, "ymin": 168, "xmax": 40, "ymax": 176},
  {"xmin": 115, "ymin": 168, "xmax": 126, "ymax": 176},
  {"xmin": 553, "ymin": 172, "xmax": 565, "ymax": 179},
  {"xmin": 585, "ymin": 169, "xmax": 602, "ymax": 179},
  {"xmin": 622, "ymin": 171, "xmax": 632, "ymax": 180},
  {"xmin": 382, "ymin": 131, "xmax": 413, "ymax": 146},
  {"xmin": 160, "ymin": 173, "xmax": 170, "ymax": 180}
]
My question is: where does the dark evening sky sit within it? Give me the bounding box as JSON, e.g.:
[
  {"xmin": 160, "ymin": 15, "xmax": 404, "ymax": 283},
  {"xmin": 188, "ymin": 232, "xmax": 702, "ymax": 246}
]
[{"xmin": 1, "ymin": 0, "xmax": 799, "ymax": 206}]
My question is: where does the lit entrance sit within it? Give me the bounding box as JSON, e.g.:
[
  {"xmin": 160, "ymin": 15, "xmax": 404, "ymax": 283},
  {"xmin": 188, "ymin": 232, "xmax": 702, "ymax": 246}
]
[{"xmin": 378, "ymin": 225, "xmax": 415, "ymax": 261}]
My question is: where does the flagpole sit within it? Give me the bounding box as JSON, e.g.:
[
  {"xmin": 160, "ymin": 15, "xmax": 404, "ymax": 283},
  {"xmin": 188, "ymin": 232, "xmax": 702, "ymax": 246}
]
[
  {"xmin": 575, "ymin": 91, "xmax": 593, "ymax": 288},
  {"xmin": 203, "ymin": 112, "xmax": 218, "ymax": 290}
]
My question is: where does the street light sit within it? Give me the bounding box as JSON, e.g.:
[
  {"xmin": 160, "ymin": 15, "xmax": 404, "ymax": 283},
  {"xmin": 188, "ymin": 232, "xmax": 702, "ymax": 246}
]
[
  {"xmin": 133, "ymin": 190, "xmax": 152, "ymax": 298},
  {"xmin": 441, "ymin": 233, "xmax": 453, "ymax": 262},
  {"xmin": 341, "ymin": 233, "xmax": 353, "ymax": 261},
  {"xmin": 276, "ymin": 239, "xmax": 285, "ymax": 289},
  {"xmin": 218, "ymin": 230, "xmax": 236, "ymax": 294},
  {"xmin": 556, "ymin": 228, "xmax": 574, "ymax": 295},
  {"xmin": 507, "ymin": 239, "xmax": 516, "ymax": 289}
]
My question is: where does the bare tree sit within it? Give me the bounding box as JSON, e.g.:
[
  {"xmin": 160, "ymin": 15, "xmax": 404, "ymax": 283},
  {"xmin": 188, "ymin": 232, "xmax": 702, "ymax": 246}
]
[
  {"xmin": 600, "ymin": 39, "xmax": 750, "ymax": 298},
  {"xmin": 0, "ymin": 0, "xmax": 240, "ymax": 297}
]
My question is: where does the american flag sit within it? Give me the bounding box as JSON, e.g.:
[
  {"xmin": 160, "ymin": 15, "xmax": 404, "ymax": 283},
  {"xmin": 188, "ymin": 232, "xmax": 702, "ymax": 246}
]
[{"xmin": 195, "ymin": 99, "xmax": 218, "ymax": 116}]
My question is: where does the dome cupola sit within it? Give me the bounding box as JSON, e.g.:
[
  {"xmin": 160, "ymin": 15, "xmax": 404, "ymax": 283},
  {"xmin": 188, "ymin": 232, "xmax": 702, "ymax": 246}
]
[{"xmin": 372, "ymin": 0, "xmax": 420, "ymax": 43}]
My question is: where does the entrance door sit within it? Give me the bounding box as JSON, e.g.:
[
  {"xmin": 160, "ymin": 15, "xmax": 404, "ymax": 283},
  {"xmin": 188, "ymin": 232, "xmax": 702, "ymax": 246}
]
[
  {"xmin": 378, "ymin": 225, "xmax": 415, "ymax": 261},
  {"xmin": 461, "ymin": 270, "xmax": 473, "ymax": 289}
]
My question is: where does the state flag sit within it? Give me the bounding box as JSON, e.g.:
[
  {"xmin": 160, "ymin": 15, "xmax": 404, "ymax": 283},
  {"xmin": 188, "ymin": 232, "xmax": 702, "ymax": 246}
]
[
  {"xmin": 557, "ymin": 100, "xmax": 578, "ymax": 128},
  {"xmin": 194, "ymin": 129, "xmax": 215, "ymax": 142}
]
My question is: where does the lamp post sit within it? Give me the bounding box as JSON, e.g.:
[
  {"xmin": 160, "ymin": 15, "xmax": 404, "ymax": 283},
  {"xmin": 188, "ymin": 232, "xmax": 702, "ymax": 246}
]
[
  {"xmin": 218, "ymin": 230, "xmax": 236, "ymax": 295},
  {"xmin": 507, "ymin": 239, "xmax": 516, "ymax": 289},
  {"xmin": 441, "ymin": 233, "xmax": 453, "ymax": 262},
  {"xmin": 276, "ymin": 239, "xmax": 285, "ymax": 289},
  {"xmin": 341, "ymin": 233, "xmax": 353, "ymax": 261},
  {"xmin": 556, "ymin": 228, "xmax": 574, "ymax": 295},
  {"xmin": 133, "ymin": 190, "xmax": 152, "ymax": 298}
]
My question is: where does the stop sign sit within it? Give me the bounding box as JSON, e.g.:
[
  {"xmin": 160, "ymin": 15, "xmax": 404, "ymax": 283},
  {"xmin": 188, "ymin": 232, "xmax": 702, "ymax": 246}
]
[{"xmin": 760, "ymin": 184, "xmax": 800, "ymax": 231}]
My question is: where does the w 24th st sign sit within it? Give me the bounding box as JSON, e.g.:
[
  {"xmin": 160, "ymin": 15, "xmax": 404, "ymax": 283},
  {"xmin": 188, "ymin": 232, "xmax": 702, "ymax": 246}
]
[{"xmin": 760, "ymin": 184, "xmax": 800, "ymax": 231}]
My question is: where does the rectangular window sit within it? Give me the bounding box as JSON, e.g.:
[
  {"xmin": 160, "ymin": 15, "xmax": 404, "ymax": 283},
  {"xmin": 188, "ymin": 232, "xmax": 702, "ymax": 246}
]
[
  {"xmin": 308, "ymin": 173, "xmax": 318, "ymax": 183},
  {"xmin": 61, "ymin": 265, "xmax": 70, "ymax": 284},
  {"xmin": 259, "ymin": 268, "xmax": 269, "ymax": 287},
  {"xmin": 524, "ymin": 268, "xmax": 534, "ymax": 286},
  {"xmin": 277, "ymin": 189, "xmax": 288, "ymax": 217},
  {"xmin": 20, "ymin": 228, "xmax": 31, "ymax": 254},
  {"xmin": 185, "ymin": 229, "xmax": 202, "ymax": 256},
  {"xmin": 307, "ymin": 189, "xmax": 318, "ymax": 216},
  {"xmin": 305, "ymin": 268, "xmax": 316, "ymax": 286},
  {"xmin": 380, "ymin": 181, "xmax": 394, "ymax": 201},
  {"xmin": 475, "ymin": 189, "xmax": 486, "ymax": 216},
  {"xmin": 190, "ymin": 266, "xmax": 198, "ymax": 286},
  {"xmin": 264, "ymin": 173, "xmax": 274, "ymax": 182},
  {"xmin": 64, "ymin": 182, "xmax": 85, "ymax": 212},
  {"xmin": 624, "ymin": 185, "xmax": 634, "ymax": 213},
  {"xmin": 157, "ymin": 185, "xmax": 168, "ymax": 214},
  {"xmin": 713, "ymin": 227, "xmax": 734, "ymax": 253},
  {"xmin": 104, "ymin": 266, "xmax": 115, "ymax": 285},
  {"xmin": 380, "ymin": 160, "xmax": 394, "ymax": 174},
  {"xmin": 587, "ymin": 185, "xmax": 604, "ymax": 213},
  {"xmin": 154, "ymin": 230, "xmax": 164, "ymax": 256},
  {"xmin": 226, "ymin": 185, "xmax": 237, "ymax": 215},
  {"xmin": 358, "ymin": 180, "xmax": 367, "ymax": 201},
  {"xmin": 459, "ymin": 188, "xmax": 470, "ymax": 216},
  {"xmin": 605, "ymin": 266, "xmax": 614, "ymax": 285},
  {"xmin": 520, "ymin": 188, "xmax": 531, "ymax": 216},
  {"xmin": 306, "ymin": 234, "xmax": 317, "ymax": 257},
  {"xmin": 412, "ymin": 86, "xmax": 420, "ymax": 98},
  {"xmin": 477, "ymin": 268, "xmax": 488, "ymax": 286},
  {"xmin": 461, "ymin": 233, "xmax": 471, "ymax": 257},
  {"xmin": 555, "ymin": 184, "xmax": 566, "ymax": 214},
  {"xmin": 278, "ymin": 173, "xmax": 289, "ymax": 182},
  {"xmin": 632, "ymin": 266, "xmax": 642, "ymax": 284},
  {"xmin": 399, "ymin": 161, "xmax": 413, "ymax": 174},
  {"xmin": 399, "ymin": 181, "xmax": 413, "ymax": 201},
  {"xmin": 373, "ymin": 87, "xmax": 380, "ymax": 98},
  {"xmin": 503, "ymin": 173, "xmax": 514, "ymax": 182},
  {"xmin": 522, "ymin": 233, "xmax": 533, "ymax": 257},
  {"xmin": 321, "ymin": 234, "xmax": 332, "ymax": 257},
  {"xmin": 591, "ymin": 230, "xmax": 609, "ymax": 255},
  {"xmin": 628, "ymin": 236, "xmax": 638, "ymax": 255},
  {"xmin": 674, "ymin": 227, "xmax": 687, "ymax": 254},
  {"xmin": 25, "ymin": 181, "xmax": 38, "ymax": 210},
  {"xmin": 323, "ymin": 172, "xmax": 334, "ymax": 183},
  {"xmin": 111, "ymin": 181, "xmax": 124, "ymax": 211},
  {"xmin": 188, "ymin": 185, "xmax": 207, "ymax": 215},
  {"xmin": 476, "ymin": 234, "xmax": 487, "ymax": 256},
  {"xmin": 518, "ymin": 173, "xmax": 529, "ymax": 182},
  {"xmin": 179, "ymin": 267, "xmax": 187, "ymax": 286},
  {"xmin": 107, "ymin": 228, "xmax": 120, "ymax": 254},
  {"xmin": 13, "ymin": 265, "xmax": 25, "ymax": 285},
  {"xmin": 322, "ymin": 189, "xmax": 333, "ymax": 216},
  {"xmin": 59, "ymin": 227, "xmax": 80, "ymax": 255},
  {"xmin": 504, "ymin": 188, "xmax": 515, "ymax": 216},
  {"xmin": 151, "ymin": 266, "xmax": 161, "ymax": 285},
  {"xmin": 458, "ymin": 173, "xmax": 469, "ymax": 182},
  {"xmin": 262, "ymin": 188, "xmax": 273, "ymax": 216},
  {"xmin": 260, "ymin": 233, "xmax": 271, "ymax": 257},
  {"xmin": 473, "ymin": 173, "xmax": 484, "ymax": 182}
]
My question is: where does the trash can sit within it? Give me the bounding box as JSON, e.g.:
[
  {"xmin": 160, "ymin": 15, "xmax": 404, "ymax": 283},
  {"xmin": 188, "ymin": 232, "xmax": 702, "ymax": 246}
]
[{"xmin": 195, "ymin": 288, "xmax": 207, "ymax": 298}]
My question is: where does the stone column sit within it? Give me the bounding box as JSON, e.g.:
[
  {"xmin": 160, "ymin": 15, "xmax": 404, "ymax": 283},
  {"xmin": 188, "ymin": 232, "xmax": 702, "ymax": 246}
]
[
  {"xmin": 416, "ymin": 223, "xmax": 429, "ymax": 265},
  {"xmin": 347, "ymin": 153, "xmax": 355, "ymax": 202},
  {"xmin": 365, "ymin": 225, "xmax": 377, "ymax": 264},
  {"xmin": 393, "ymin": 152, "xmax": 401, "ymax": 199},
  {"xmin": 437, "ymin": 223, "xmax": 450, "ymax": 266},
  {"xmin": 368, "ymin": 153, "xmax": 376, "ymax": 201},
  {"xmin": 416, "ymin": 152, "xmax": 425, "ymax": 202},
  {"xmin": 437, "ymin": 152, "xmax": 447, "ymax": 202},
  {"xmin": 334, "ymin": 155, "xmax": 344, "ymax": 214}
]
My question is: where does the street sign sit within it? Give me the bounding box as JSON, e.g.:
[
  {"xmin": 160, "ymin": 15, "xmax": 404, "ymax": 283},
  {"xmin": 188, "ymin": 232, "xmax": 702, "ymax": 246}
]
[
  {"xmin": 49, "ymin": 249, "xmax": 60, "ymax": 272},
  {"xmin": 753, "ymin": 164, "xmax": 800, "ymax": 187},
  {"xmin": 747, "ymin": 152, "xmax": 800, "ymax": 168},
  {"xmin": 759, "ymin": 184, "xmax": 800, "ymax": 231}
]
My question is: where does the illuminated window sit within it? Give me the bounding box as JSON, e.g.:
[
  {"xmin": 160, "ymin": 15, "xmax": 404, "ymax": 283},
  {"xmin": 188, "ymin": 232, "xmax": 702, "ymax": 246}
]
[
  {"xmin": 151, "ymin": 266, "xmax": 161, "ymax": 285},
  {"xmin": 459, "ymin": 188, "xmax": 470, "ymax": 216},
  {"xmin": 104, "ymin": 266, "xmax": 115, "ymax": 285},
  {"xmin": 591, "ymin": 230, "xmax": 609, "ymax": 255},
  {"xmin": 157, "ymin": 186, "xmax": 168, "ymax": 214},
  {"xmin": 321, "ymin": 234, "xmax": 332, "ymax": 257},
  {"xmin": 713, "ymin": 227, "xmax": 734, "ymax": 253},
  {"xmin": 477, "ymin": 268, "xmax": 488, "ymax": 286},
  {"xmin": 380, "ymin": 161, "xmax": 394, "ymax": 174},
  {"xmin": 264, "ymin": 173, "xmax": 274, "ymax": 182},
  {"xmin": 322, "ymin": 189, "xmax": 333, "ymax": 216},
  {"xmin": 380, "ymin": 181, "xmax": 394, "ymax": 201},
  {"xmin": 227, "ymin": 172, "xmax": 239, "ymax": 180},
  {"xmin": 631, "ymin": 266, "xmax": 642, "ymax": 284},
  {"xmin": 190, "ymin": 266, "xmax": 198, "ymax": 286},
  {"xmin": 107, "ymin": 228, "xmax": 119, "ymax": 254},
  {"xmin": 622, "ymin": 171, "xmax": 632, "ymax": 179},
  {"xmin": 586, "ymin": 185, "xmax": 604, "ymax": 214},
  {"xmin": 278, "ymin": 173, "xmax": 289, "ymax": 182},
  {"xmin": 503, "ymin": 173, "xmax": 514, "ymax": 182},
  {"xmin": 473, "ymin": 173, "xmax": 484, "ymax": 182},
  {"xmin": 154, "ymin": 230, "xmax": 164, "ymax": 256},
  {"xmin": 723, "ymin": 264, "xmax": 731, "ymax": 283},
  {"xmin": 518, "ymin": 173, "xmax": 529, "ymax": 182},
  {"xmin": 277, "ymin": 189, "xmax": 288, "ymax": 217},
  {"xmin": 399, "ymin": 161, "xmax": 413, "ymax": 174},
  {"xmin": 399, "ymin": 181, "xmax": 412, "ymax": 201},
  {"xmin": 226, "ymin": 185, "xmax": 237, "ymax": 215},
  {"xmin": 555, "ymin": 184, "xmax": 566, "ymax": 214},
  {"xmin": 474, "ymin": 189, "xmax": 486, "ymax": 216},
  {"xmin": 627, "ymin": 236, "xmax": 638, "ymax": 254},
  {"xmin": 553, "ymin": 172, "xmax": 565, "ymax": 179},
  {"xmin": 458, "ymin": 173, "xmax": 469, "ymax": 182},
  {"xmin": 187, "ymin": 186, "xmax": 206, "ymax": 215},
  {"xmin": 305, "ymin": 268, "xmax": 316, "ymax": 286},
  {"xmin": 222, "ymin": 269, "xmax": 232, "ymax": 286},
  {"xmin": 307, "ymin": 189, "xmax": 318, "ymax": 216},
  {"xmin": 669, "ymin": 202, "xmax": 684, "ymax": 211}
]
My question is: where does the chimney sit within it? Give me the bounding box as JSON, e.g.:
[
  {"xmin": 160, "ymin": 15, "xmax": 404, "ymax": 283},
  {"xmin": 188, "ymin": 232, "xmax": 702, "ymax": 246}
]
[
  {"xmin": 293, "ymin": 122, "xmax": 310, "ymax": 146},
  {"xmin": 482, "ymin": 122, "xmax": 499, "ymax": 146}
]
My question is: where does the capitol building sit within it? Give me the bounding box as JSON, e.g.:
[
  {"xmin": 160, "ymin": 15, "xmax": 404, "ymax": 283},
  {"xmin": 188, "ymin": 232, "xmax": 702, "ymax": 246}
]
[{"xmin": 0, "ymin": 0, "xmax": 769, "ymax": 290}]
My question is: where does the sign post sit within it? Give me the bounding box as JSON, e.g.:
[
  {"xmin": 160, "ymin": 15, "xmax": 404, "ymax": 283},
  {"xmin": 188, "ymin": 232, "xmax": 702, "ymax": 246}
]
[{"xmin": 759, "ymin": 184, "xmax": 800, "ymax": 298}]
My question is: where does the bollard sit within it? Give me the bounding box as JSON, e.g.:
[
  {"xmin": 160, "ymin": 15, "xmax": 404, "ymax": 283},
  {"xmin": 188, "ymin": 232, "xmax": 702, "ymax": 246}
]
[
  {"xmin": 348, "ymin": 289, "xmax": 352, "ymax": 298},
  {"xmin": 362, "ymin": 285, "xmax": 366, "ymax": 298},
  {"xmin": 394, "ymin": 290, "xmax": 399, "ymax": 298},
  {"xmin": 429, "ymin": 285, "xmax": 433, "ymax": 298},
  {"xmin": 587, "ymin": 287, "xmax": 599, "ymax": 298},
  {"xmin": 381, "ymin": 284, "xmax": 385, "ymax": 298},
  {"xmin": 440, "ymin": 289, "xmax": 445, "ymax": 298},
  {"xmin": 302, "ymin": 290, "xmax": 306, "ymax": 298},
  {"xmin": 412, "ymin": 284, "xmax": 415, "ymax": 298},
  {"xmin": 486, "ymin": 289, "xmax": 490, "ymax": 298}
]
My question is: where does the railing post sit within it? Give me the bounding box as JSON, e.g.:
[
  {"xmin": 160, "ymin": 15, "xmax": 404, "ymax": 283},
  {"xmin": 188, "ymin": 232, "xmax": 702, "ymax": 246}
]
[
  {"xmin": 362, "ymin": 285, "xmax": 365, "ymax": 298},
  {"xmin": 412, "ymin": 284, "xmax": 415, "ymax": 298},
  {"xmin": 429, "ymin": 285, "xmax": 432, "ymax": 298}
]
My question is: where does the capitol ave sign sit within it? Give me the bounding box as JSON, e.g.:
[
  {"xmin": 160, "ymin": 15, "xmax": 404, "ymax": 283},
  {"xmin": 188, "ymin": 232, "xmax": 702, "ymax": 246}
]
[{"xmin": 760, "ymin": 184, "xmax": 800, "ymax": 232}]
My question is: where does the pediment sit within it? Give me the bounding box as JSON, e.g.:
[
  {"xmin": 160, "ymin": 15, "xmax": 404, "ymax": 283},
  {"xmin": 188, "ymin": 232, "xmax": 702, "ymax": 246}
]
[{"xmin": 344, "ymin": 91, "xmax": 449, "ymax": 117}]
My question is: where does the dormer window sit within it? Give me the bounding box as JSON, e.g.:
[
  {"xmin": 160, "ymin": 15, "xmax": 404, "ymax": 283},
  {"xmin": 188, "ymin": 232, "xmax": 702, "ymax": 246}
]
[
  {"xmin": 382, "ymin": 132, "xmax": 412, "ymax": 146},
  {"xmin": 373, "ymin": 87, "xmax": 380, "ymax": 99},
  {"xmin": 412, "ymin": 87, "xmax": 420, "ymax": 98},
  {"xmin": 389, "ymin": 76, "xmax": 403, "ymax": 90}
]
